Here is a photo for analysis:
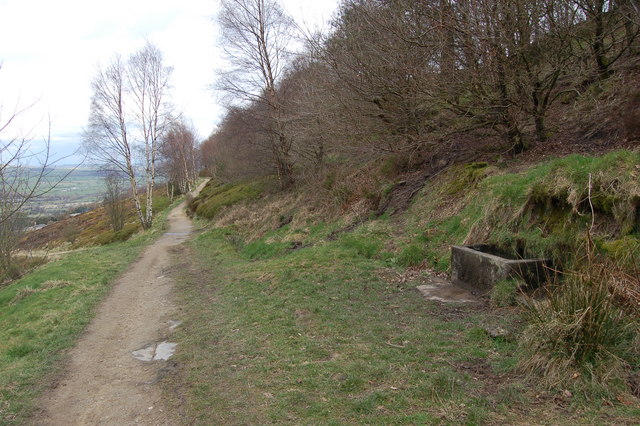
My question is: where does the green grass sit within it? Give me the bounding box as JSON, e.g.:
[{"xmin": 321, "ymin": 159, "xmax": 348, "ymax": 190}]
[
  {"xmin": 164, "ymin": 225, "xmax": 640, "ymax": 424},
  {"xmin": 406, "ymin": 150, "xmax": 640, "ymax": 273},
  {"xmin": 0, "ymin": 197, "xmax": 180, "ymax": 423},
  {"xmin": 397, "ymin": 243, "xmax": 428, "ymax": 267}
]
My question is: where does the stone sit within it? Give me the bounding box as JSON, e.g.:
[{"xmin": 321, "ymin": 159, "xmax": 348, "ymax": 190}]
[
  {"xmin": 131, "ymin": 341, "xmax": 177, "ymax": 362},
  {"xmin": 484, "ymin": 326, "xmax": 509, "ymax": 339},
  {"xmin": 451, "ymin": 245, "xmax": 551, "ymax": 292},
  {"xmin": 416, "ymin": 284, "xmax": 476, "ymax": 303}
]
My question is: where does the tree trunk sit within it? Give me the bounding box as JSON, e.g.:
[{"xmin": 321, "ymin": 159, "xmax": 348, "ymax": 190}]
[
  {"xmin": 129, "ymin": 176, "xmax": 149, "ymax": 230},
  {"xmin": 534, "ymin": 112, "xmax": 547, "ymax": 143},
  {"xmin": 593, "ymin": 0, "xmax": 612, "ymax": 79}
]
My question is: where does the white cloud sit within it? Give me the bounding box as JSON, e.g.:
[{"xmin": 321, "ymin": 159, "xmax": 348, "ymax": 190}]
[{"xmin": 0, "ymin": 0, "xmax": 339, "ymax": 164}]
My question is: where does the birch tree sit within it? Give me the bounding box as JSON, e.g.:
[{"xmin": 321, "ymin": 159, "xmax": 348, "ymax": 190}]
[{"xmin": 85, "ymin": 42, "xmax": 173, "ymax": 229}]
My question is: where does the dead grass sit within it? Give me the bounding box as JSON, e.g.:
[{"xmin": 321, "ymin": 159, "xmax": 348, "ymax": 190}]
[
  {"xmin": 519, "ymin": 260, "xmax": 640, "ymax": 397},
  {"xmin": 10, "ymin": 280, "xmax": 73, "ymax": 305},
  {"xmin": 40, "ymin": 280, "xmax": 72, "ymax": 290},
  {"xmin": 11, "ymin": 287, "xmax": 39, "ymax": 305}
]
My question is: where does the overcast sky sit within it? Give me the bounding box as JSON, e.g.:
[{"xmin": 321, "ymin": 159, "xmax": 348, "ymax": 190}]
[{"xmin": 0, "ymin": 0, "xmax": 339, "ymax": 165}]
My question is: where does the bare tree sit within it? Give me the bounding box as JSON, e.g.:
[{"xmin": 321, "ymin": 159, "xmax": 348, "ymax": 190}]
[
  {"xmin": 319, "ymin": 0, "xmax": 444, "ymax": 156},
  {"xmin": 0, "ymin": 67, "xmax": 68, "ymax": 277},
  {"xmin": 103, "ymin": 172, "xmax": 127, "ymax": 232},
  {"xmin": 129, "ymin": 42, "xmax": 173, "ymax": 226},
  {"xmin": 200, "ymin": 104, "xmax": 273, "ymax": 181},
  {"xmin": 85, "ymin": 42, "xmax": 173, "ymax": 229},
  {"xmin": 218, "ymin": 0, "xmax": 296, "ymax": 187},
  {"xmin": 570, "ymin": 0, "xmax": 639, "ymax": 79},
  {"xmin": 159, "ymin": 120, "xmax": 199, "ymax": 196}
]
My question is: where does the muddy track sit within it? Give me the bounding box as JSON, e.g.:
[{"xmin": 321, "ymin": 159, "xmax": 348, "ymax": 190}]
[{"xmin": 34, "ymin": 182, "xmax": 207, "ymax": 425}]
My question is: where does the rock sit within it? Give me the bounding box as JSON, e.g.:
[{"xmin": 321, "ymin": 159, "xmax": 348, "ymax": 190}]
[{"xmin": 485, "ymin": 326, "xmax": 509, "ymax": 339}]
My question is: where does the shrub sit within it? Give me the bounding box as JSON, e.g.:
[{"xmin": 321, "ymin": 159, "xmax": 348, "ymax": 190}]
[
  {"xmin": 63, "ymin": 223, "xmax": 81, "ymax": 244},
  {"xmin": 94, "ymin": 223, "xmax": 140, "ymax": 245},
  {"xmin": 519, "ymin": 266, "xmax": 639, "ymax": 395}
]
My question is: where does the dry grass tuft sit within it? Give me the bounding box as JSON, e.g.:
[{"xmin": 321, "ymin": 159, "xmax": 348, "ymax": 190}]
[
  {"xmin": 40, "ymin": 280, "xmax": 72, "ymax": 290},
  {"xmin": 11, "ymin": 287, "xmax": 39, "ymax": 304},
  {"xmin": 519, "ymin": 261, "xmax": 640, "ymax": 395},
  {"xmin": 10, "ymin": 280, "xmax": 73, "ymax": 305}
]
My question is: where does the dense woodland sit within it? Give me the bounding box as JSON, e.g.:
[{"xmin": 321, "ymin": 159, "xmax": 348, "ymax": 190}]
[{"xmin": 201, "ymin": 0, "xmax": 640, "ymax": 185}]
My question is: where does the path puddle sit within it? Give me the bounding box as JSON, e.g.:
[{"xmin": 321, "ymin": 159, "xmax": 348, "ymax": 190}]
[
  {"xmin": 132, "ymin": 341, "xmax": 177, "ymax": 362},
  {"xmin": 132, "ymin": 345, "xmax": 155, "ymax": 362},
  {"xmin": 164, "ymin": 232, "xmax": 190, "ymax": 236},
  {"xmin": 154, "ymin": 342, "xmax": 177, "ymax": 360}
]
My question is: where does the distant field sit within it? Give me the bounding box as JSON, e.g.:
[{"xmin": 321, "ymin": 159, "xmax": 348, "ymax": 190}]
[{"xmin": 24, "ymin": 167, "xmax": 106, "ymax": 218}]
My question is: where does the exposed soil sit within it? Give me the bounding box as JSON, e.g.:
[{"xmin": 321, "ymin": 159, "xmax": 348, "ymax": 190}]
[{"xmin": 33, "ymin": 182, "xmax": 207, "ymax": 425}]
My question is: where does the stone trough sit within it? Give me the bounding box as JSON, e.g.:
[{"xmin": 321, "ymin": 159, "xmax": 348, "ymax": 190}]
[{"xmin": 451, "ymin": 244, "xmax": 551, "ymax": 292}]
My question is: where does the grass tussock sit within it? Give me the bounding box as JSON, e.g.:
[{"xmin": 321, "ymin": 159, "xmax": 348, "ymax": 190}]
[
  {"xmin": 10, "ymin": 286, "xmax": 39, "ymax": 305},
  {"xmin": 519, "ymin": 261, "xmax": 640, "ymax": 396}
]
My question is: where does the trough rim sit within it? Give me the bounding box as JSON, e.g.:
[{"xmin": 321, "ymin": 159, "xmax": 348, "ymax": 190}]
[{"xmin": 451, "ymin": 245, "xmax": 551, "ymax": 264}]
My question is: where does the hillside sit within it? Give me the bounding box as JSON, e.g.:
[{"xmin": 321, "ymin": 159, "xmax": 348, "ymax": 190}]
[
  {"xmin": 180, "ymin": 5, "xmax": 640, "ymax": 420},
  {"xmin": 1, "ymin": 0, "xmax": 639, "ymax": 423},
  {"xmin": 163, "ymin": 148, "xmax": 639, "ymax": 424}
]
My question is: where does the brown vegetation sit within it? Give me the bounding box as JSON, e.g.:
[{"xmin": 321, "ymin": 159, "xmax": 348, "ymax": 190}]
[{"xmin": 202, "ymin": 0, "xmax": 639, "ymax": 188}]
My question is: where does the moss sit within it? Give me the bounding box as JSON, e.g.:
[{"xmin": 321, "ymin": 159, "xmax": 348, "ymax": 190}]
[
  {"xmin": 446, "ymin": 162, "xmax": 489, "ymax": 195},
  {"xmin": 490, "ymin": 278, "xmax": 525, "ymax": 307},
  {"xmin": 408, "ymin": 150, "xmax": 640, "ymax": 275},
  {"xmin": 600, "ymin": 237, "xmax": 640, "ymax": 269}
]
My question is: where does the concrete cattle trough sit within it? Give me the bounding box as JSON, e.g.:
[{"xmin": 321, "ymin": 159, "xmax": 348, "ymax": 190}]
[{"xmin": 451, "ymin": 244, "xmax": 551, "ymax": 292}]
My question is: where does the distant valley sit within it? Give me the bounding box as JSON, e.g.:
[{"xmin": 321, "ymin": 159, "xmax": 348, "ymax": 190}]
[{"xmin": 25, "ymin": 167, "xmax": 106, "ymax": 221}]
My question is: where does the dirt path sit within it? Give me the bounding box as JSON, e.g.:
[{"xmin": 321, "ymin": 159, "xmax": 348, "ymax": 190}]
[{"xmin": 36, "ymin": 182, "xmax": 207, "ymax": 425}]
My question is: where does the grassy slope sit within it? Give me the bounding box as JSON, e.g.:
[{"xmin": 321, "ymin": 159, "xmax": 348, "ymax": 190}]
[
  {"xmin": 0, "ymin": 198, "xmax": 179, "ymax": 424},
  {"xmin": 169, "ymin": 231, "xmax": 525, "ymax": 424},
  {"xmin": 165, "ymin": 151, "xmax": 639, "ymax": 424}
]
